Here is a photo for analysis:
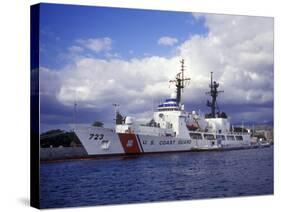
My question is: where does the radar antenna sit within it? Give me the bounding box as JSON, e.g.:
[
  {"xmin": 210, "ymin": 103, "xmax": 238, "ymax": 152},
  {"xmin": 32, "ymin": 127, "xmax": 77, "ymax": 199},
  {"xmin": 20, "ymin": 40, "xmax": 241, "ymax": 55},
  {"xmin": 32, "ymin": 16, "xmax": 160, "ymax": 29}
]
[
  {"xmin": 169, "ymin": 59, "xmax": 191, "ymax": 104},
  {"xmin": 113, "ymin": 103, "xmax": 124, "ymax": 125},
  {"xmin": 205, "ymin": 72, "xmax": 224, "ymax": 118}
]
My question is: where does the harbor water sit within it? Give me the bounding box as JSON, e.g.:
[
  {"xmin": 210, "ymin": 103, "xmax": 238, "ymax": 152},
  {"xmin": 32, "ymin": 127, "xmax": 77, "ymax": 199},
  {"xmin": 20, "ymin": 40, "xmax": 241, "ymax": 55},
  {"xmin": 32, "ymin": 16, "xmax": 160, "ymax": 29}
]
[{"xmin": 40, "ymin": 147, "xmax": 273, "ymax": 208}]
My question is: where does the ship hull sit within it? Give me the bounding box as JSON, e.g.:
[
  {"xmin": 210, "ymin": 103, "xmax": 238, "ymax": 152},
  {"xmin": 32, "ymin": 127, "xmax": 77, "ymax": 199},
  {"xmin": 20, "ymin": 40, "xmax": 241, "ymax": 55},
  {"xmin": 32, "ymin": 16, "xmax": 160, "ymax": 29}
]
[
  {"xmin": 75, "ymin": 126, "xmax": 194, "ymax": 155},
  {"xmin": 75, "ymin": 126, "xmax": 256, "ymax": 156}
]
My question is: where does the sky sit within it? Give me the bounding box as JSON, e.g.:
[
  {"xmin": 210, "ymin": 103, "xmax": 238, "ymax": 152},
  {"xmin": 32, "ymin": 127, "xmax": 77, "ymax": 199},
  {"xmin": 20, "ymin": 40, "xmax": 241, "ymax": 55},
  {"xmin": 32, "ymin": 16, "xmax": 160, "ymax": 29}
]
[{"xmin": 38, "ymin": 3, "xmax": 274, "ymax": 132}]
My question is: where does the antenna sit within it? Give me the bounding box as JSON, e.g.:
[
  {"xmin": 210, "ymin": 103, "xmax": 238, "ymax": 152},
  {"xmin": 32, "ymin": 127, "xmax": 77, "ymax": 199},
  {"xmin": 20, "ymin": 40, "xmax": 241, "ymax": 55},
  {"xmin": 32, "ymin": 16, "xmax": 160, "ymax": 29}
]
[
  {"xmin": 169, "ymin": 59, "xmax": 191, "ymax": 104},
  {"xmin": 112, "ymin": 103, "xmax": 120, "ymax": 125},
  {"xmin": 152, "ymin": 97, "xmax": 154, "ymax": 114},
  {"xmin": 242, "ymin": 120, "xmax": 244, "ymax": 135},
  {"xmin": 72, "ymin": 91, "xmax": 77, "ymax": 131},
  {"xmin": 206, "ymin": 72, "xmax": 223, "ymax": 118}
]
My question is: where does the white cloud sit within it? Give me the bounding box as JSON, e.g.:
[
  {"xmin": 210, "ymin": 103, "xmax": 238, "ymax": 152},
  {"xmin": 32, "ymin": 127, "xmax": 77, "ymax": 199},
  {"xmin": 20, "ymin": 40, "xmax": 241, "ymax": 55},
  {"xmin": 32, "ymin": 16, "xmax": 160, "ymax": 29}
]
[
  {"xmin": 77, "ymin": 37, "xmax": 112, "ymax": 53},
  {"xmin": 41, "ymin": 14, "xmax": 273, "ymax": 124},
  {"xmin": 178, "ymin": 14, "xmax": 273, "ymax": 105},
  {"xmin": 105, "ymin": 52, "xmax": 120, "ymax": 58},
  {"xmin": 54, "ymin": 56, "xmax": 180, "ymax": 112},
  {"xmin": 158, "ymin": 36, "xmax": 178, "ymax": 46},
  {"xmin": 68, "ymin": 45, "xmax": 84, "ymax": 53},
  {"xmin": 39, "ymin": 67, "xmax": 61, "ymax": 96}
]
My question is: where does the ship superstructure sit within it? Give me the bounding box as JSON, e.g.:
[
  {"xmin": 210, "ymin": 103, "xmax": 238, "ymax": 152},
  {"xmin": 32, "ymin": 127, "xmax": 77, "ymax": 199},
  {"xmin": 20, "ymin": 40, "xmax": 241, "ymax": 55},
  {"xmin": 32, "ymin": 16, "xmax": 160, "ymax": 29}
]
[{"xmin": 74, "ymin": 59, "xmax": 254, "ymax": 156}]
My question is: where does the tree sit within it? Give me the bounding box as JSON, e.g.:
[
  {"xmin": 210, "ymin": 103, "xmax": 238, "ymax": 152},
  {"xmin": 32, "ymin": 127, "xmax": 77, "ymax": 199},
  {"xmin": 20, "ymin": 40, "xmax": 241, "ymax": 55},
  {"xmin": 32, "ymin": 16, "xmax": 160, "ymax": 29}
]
[
  {"xmin": 40, "ymin": 129, "xmax": 82, "ymax": 148},
  {"xmin": 92, "ymin": 121, "xmax": 104, "ymax": 127}
]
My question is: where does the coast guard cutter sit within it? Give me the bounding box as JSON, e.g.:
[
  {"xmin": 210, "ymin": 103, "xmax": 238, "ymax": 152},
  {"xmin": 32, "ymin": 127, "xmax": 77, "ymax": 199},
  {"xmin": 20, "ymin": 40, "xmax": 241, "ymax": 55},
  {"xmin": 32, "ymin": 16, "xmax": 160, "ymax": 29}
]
[{"xmin": 74, "ymin": 59, "xmax": 253, "ymax": 156}]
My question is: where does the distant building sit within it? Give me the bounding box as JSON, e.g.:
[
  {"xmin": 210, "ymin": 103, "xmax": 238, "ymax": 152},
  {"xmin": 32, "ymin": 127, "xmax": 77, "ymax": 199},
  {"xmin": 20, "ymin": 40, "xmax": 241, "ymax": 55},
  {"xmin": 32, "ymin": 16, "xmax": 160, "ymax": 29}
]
[{"xmin": 254, "ymin": 129, "xmax": 273, "ymax": 143}]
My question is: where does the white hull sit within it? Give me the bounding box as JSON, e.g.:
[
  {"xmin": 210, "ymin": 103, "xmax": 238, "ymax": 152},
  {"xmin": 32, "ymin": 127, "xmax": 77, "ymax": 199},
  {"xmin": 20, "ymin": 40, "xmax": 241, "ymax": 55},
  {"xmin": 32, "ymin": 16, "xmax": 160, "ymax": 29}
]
[
  {"xmin": 72, "ymin": 60, "xmax": 263, "ymax": 157},
  {"xmin": 75, "ymin": 126, "xmax": 253, "ymax": 156}
]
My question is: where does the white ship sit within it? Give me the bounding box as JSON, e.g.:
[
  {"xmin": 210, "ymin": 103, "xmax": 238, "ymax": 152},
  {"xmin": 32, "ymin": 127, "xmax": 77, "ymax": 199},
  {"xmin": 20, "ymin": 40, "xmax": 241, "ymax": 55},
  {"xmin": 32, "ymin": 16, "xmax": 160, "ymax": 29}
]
[{"xmin": 75, "ymin": 59, "xmax": 255, "ymax": 156}]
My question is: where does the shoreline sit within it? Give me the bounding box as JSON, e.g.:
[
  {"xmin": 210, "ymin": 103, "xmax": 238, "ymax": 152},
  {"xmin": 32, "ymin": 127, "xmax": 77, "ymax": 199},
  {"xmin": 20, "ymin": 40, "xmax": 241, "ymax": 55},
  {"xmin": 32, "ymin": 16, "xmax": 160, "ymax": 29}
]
[{"xmin": 40, "ymin": 144, "xmax": 272, "ymax": 163}]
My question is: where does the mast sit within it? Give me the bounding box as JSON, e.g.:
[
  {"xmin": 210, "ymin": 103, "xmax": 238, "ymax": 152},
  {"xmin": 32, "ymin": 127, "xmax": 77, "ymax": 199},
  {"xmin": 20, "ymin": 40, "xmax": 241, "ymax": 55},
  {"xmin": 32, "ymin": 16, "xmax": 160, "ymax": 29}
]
[
  {"xmin": 169, "ymin": 59, "xmax": 190, "ymax": 105},
  {"xmin": 72, "ymin": 91, "xmax": 77, "ymax": 131},
  {"xmin": 113, "ymin": 103, "xmax": 124, "ymax": 125},
  {"xmin": 206, "ymin": 72, "xmax": 223, "ymax": 118},
  {"xmin": 72, "ymin": 101, "xmax": 77, "ymax": 131}
]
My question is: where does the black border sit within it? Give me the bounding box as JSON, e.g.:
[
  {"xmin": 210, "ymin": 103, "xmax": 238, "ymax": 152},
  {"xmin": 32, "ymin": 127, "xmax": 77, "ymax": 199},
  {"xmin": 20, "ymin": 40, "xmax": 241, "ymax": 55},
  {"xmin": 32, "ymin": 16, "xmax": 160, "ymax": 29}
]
[{"xmin": 30, "ymin": 4, "xmax": 40, "ymax": 209}]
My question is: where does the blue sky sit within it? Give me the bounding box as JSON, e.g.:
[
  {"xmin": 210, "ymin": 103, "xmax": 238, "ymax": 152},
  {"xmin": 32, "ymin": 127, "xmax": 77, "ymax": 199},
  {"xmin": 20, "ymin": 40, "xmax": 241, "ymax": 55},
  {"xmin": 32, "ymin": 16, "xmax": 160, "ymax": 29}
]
[
  {"xmin": 37, "ymin": 3, "xmax": 274, "ymax": 132},
  {"xmin": 39, "ymin": 4, "xmax": 208, "ymax": 69}
]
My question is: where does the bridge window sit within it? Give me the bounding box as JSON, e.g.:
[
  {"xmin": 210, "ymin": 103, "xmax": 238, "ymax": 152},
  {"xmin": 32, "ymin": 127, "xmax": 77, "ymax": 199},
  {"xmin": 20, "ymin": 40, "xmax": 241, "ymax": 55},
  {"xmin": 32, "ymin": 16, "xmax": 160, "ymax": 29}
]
[
  {"xmin": 216, "ymin": 134, "xmax": 226, "ymax": 140},
  {"xmin": 189, "ymin": 133, "xmax": 203, "ymax": 140},
  {"xmin": 235, "ymin": 135, "xmax": 243, "ymax": 141},
  {"xmin": 226, "ymin": 135, "xmax": 235, "ymax": 141},
  {"xmin": 204, "ymin": 134, "xmax": 215, "ymax": 140}
]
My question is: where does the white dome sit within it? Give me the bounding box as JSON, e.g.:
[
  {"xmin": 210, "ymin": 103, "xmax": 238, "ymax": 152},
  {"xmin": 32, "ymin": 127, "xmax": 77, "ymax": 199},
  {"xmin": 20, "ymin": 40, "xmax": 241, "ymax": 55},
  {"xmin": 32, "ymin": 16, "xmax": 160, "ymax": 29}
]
[
  {"xmin": 170, "ymin": 92, "xmax": 177, "ymax": 99},
  {"xmin": 125, "ymin": 116, "xmax": 134, "ymax": 125}
]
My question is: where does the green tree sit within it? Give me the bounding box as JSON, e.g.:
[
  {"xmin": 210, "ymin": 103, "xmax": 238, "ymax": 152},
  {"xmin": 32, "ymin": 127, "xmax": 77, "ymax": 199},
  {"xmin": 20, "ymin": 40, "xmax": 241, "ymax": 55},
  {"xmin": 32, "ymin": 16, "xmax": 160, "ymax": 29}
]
[
  {"xmin": 92, "ymin": 121, "xmax": 104, "ymax": 127},
  {"xmin": 40, "ymin": 129, "xmax": 82, "ymax": 148}
]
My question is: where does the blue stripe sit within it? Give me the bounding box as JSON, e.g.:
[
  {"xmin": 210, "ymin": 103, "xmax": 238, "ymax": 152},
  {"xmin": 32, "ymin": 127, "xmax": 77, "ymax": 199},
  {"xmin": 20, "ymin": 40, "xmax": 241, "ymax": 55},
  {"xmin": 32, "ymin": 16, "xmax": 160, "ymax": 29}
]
[
  {"xmin": 136, "ymin": 134, "xmax": 144, "ymax": 152},
  {"xmin": 158, "ymin": 103, "xmax": 178, "ymax": 107},
  {"xmin": 165, "ymin": 98, "xmax": 177, "ymax": 102}
]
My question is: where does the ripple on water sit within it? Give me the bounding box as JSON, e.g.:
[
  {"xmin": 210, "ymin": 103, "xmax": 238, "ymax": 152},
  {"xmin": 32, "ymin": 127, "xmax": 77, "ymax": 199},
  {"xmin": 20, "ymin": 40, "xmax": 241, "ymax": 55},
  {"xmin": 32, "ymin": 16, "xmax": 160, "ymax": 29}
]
[{"xmin": 40, "ymin": 147, "xmax": 273, "ymax": 208}]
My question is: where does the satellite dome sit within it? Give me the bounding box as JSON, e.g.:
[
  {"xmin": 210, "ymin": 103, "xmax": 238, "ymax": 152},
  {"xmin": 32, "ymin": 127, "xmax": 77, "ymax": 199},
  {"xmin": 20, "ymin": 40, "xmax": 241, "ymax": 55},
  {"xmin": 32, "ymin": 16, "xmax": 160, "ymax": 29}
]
[
  {"xmin": 170, "ymin": 92, "xmax": 177, "ymax": 99},
  {"xmin": 125, "ymin": 116, "xmax": 134, "ymax": 125}
]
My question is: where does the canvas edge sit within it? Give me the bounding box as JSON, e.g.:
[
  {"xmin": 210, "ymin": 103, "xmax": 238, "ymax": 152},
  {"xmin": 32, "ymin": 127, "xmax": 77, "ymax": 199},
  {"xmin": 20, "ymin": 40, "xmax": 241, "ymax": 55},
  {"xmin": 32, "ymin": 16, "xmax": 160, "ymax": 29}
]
[{"xmin": 30, "ymin": 3, "xmax": 40, "ymax": 209}]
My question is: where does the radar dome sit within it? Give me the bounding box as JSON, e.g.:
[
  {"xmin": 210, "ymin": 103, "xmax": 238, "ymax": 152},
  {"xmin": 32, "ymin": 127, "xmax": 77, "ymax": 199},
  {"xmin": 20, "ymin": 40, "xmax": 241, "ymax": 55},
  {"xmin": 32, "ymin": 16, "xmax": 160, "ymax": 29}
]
[
  {"xmin": 125, "ymin": 116, "xmax": 134, "ymax": 125},
  {"xmin": 170, "ymin": 92, "xmax": 177, "ymax": 99}
]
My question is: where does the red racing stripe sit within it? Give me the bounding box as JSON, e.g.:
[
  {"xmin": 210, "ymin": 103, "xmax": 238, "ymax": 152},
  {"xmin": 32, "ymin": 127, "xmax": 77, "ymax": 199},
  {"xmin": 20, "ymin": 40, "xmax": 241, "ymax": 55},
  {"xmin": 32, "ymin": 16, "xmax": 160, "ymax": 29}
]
[{"xmin": 118, "ymin": 133, "xmax": 141, "ymax": 154}]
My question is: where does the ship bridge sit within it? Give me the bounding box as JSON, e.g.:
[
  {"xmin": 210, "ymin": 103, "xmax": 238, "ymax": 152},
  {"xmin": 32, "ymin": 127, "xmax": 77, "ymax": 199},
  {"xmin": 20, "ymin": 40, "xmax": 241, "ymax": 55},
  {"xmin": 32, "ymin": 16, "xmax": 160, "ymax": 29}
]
[
  {"xmin": 157, "ymin": 97, "xmax": 180, "ymax": 111},
  {"xmin": 156, "ymin": 59, "xmax": 190, "ymax": 113}
]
